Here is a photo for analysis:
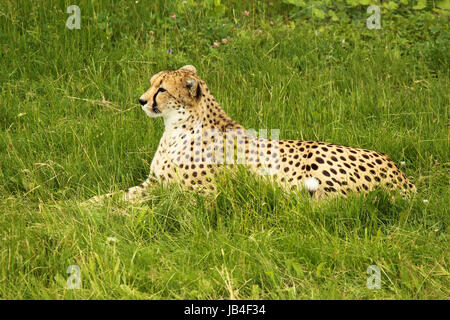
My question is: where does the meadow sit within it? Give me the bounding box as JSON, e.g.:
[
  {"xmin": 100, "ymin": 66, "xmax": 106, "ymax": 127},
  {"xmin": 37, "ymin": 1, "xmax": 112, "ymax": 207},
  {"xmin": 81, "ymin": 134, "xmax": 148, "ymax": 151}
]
[{"xmin": 0, "ymin": 0, "xmax": 448, "ymax": 299}]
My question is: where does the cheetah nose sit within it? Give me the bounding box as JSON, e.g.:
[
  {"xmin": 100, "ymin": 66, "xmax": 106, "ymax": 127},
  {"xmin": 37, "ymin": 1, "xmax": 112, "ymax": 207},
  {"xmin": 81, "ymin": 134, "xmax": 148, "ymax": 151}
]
[{"xmin": 138, "ymin": 99, "xmax": 147, "ymax": 106}]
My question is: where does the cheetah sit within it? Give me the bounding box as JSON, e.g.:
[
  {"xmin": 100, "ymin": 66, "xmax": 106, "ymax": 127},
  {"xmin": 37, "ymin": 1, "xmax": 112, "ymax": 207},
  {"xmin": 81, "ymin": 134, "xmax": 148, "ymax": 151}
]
[{"xmin": 89, "ymin": 65, "xmax": 416, "ymax": 203}]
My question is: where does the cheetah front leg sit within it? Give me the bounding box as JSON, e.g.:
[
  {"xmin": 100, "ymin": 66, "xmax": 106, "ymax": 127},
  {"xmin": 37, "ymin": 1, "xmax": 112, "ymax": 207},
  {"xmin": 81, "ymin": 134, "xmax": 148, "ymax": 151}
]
[
  {"xmin": 83, "ymin": 175, "xmax": 158, "ymax": 205},
  {"xmin": 122, "ymin": 176, "xmax": 159, "ymax": 202}
]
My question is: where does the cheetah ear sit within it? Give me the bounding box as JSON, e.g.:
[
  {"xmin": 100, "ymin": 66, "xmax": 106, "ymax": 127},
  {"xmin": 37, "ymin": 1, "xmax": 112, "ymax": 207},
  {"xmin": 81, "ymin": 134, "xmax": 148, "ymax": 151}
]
[
  {"xmin": 150, "ymin": 71, "xmax": 162, "ymax": 84},
  {"xmin": 186, "ymin": 77, "xmax": 199, "ymax": 98},
  {"xmin": 179, "ymin": 65, "xmax": 197, "ymax": 74}
]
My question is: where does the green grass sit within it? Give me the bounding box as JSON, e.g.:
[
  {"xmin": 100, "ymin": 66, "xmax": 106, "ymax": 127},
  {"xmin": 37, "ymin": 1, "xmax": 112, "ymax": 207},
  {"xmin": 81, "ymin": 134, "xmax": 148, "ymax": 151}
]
[{"xmin": 0, "ymin": 0, "xmax": 448, "ymax": 299}]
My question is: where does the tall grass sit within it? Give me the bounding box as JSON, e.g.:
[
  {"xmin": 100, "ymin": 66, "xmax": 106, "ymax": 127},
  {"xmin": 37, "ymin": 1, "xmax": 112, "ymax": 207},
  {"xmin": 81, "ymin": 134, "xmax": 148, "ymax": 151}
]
[{"xmin": 0, "ymin": 0, "xmax": 448, "ymax": 299}]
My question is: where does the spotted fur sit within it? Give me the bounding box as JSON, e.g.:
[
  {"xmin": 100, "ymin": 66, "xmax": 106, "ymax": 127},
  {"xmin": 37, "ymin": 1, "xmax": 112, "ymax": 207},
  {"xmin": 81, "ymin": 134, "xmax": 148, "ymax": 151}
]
[{"xmin": 89, "ymin": 65, "xmax": 416, "ymax": 203}]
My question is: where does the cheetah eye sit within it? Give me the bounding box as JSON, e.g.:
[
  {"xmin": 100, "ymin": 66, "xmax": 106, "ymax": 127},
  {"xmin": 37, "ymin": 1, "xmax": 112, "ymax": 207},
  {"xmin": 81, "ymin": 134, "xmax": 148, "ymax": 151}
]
[{"xmin": 158, "ymin": 88, "xmax": 167, "ymax": 92}]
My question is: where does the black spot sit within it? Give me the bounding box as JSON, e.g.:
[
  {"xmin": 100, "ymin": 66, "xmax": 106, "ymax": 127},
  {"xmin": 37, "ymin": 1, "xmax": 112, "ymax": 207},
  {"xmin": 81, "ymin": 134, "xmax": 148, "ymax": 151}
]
[
  {"xmin": 316, "ymin": 157, "xmax": 324, "ymax": 164},
  {"xmin": 358, "ymin": 165, "xmax": 366, "ymax": 172},
  {"xmin": 322, "ymin": 170, "xmax": 330, "ymax": 177},
  {"xmin": 311, "ymin": 163, "xmax": 318, "ymax": 170},
  {"xmin": 364, "ymin": 175, "xmax": 371, "ymax": 182}
]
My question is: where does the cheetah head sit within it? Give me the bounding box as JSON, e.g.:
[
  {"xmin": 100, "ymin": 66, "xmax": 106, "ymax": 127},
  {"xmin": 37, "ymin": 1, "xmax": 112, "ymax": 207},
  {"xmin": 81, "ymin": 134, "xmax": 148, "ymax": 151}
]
[{"xmin": 138, "ymin": 65, "xmax": 202, "ymax": 120}]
